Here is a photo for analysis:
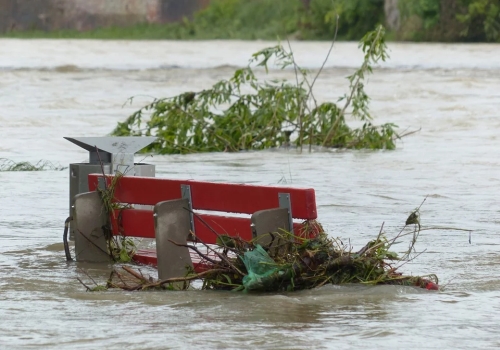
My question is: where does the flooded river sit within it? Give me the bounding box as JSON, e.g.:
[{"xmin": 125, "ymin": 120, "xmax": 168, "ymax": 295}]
[{"xmin": 1, "ymin": 39, "xmax": 500, "ymax": 349}]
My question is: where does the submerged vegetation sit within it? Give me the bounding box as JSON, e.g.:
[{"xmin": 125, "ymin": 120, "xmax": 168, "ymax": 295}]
[
  {"xmin": 95, "ymin": 172, "xmax": 137, "ymax": 264},
  {"xmin": 0, "ymin": 158, "xmax": 66, "ymax": 171},
  {"xmin": 112, "ymin": 25, "xmax": 399, "ymax": 154}
]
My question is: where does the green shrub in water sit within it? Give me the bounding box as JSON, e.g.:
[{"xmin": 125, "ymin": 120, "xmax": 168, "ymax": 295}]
[{"xmin": 112, "ymin": 25, "xmax": 398, "ymax": 154}]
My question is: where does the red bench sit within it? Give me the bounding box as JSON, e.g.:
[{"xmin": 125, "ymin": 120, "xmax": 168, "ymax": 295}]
[{"xmin": 75, "ymin": 174, "xmax": 318, "ymax": 279}]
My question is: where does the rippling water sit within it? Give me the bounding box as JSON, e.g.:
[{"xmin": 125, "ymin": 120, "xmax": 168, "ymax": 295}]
[{"xmin": 1, "ymin": 39, "xmax": 500, "ymax": 349}]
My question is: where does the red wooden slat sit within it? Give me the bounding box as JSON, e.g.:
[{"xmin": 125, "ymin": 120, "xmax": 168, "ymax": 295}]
[
  {"xmin": 194, "ymin": 214, "xmax": 253, "ymax": 242},
  {"xmin": 133, "ymin": 249, "xmax": 157, "ymax": 265},
  {"xmin": 111, "ymin": 209, "xmax": 154, "ymax": 238},
  {"xmin": 110, "ymin": 209, "xmax": 253, "ymax": 243},
  {"xmin": 88, "ymin": 174, "xmax": 317, "ymax": 219},
  {"xmin": 111, "ymin": 209, "xmax": 309, "ymax": 243}
]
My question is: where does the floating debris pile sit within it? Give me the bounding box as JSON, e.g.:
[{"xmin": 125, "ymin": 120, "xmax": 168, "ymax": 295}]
[{"xmin": 80, "ymin": 207, "xmax": 439, "ymax": 293}]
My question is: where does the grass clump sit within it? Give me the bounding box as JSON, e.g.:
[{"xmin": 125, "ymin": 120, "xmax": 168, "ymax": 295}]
[
  {"xmin": 94, "ymin": 172, "xmax": 137, "ymax": 264},
  {"xmin": 108, "ymin": 236, "xmax": 137, "ymax": 264},
  {"xmin": 0, "ymin": 158, "xmax": 66, "ymax": 171}
]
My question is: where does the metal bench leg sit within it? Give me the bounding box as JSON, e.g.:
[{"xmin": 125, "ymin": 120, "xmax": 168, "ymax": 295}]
[
  {"xmin": 251, "ymin": 208, "xmax": 291, "ymax": 253},
  {"xmin": 73, "ymin": 191, "xmax": 112, "ymax": 263},
  {"xmin": 154, "ymin": 198, "xmax": 193, "ymax": 286}
]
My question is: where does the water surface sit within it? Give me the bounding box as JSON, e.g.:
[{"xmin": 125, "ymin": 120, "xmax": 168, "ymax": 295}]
[{"xmin": 0, "ymin": 39, "xmax": 499, "ymax": 349}]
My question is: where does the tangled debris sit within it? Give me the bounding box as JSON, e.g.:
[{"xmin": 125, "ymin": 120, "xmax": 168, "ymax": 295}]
[{"xmin": 78, "ymin": 204, "xmax": 439, "ymax": 293}]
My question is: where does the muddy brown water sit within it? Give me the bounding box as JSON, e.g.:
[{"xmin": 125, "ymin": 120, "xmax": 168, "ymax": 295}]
[{"xmin": 1, "ymin": 39, "xmax": 500, "ymax": 349}]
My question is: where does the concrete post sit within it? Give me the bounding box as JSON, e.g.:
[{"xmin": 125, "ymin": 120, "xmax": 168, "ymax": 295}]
[
  {"xmin": 251, "ymin": 208, "xmax": 291, "ymax": 255},
  {"xmin": 73, "ymin": 192, "xmax": 112, "ymax": 263},
  {"xmin": 154, "ymin": 198, "xmax": 193, "ymax": 288}
]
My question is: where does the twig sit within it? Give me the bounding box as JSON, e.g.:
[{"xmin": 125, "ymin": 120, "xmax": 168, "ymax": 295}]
[
  {"xmin": 396, "ymin": 248, "xmax": 427, "ymax": 269},
  {"xmin": 211, "ymin": 248, "xmax": 245, "ymax": 276},
  {"xmin": 376, "ymin": 221, "xmax": 385, "ymax": 241},
  {"xmin": 114, "ymin": 269, "xmax": 129, "ymax": 286},
  {"xmin": 356, "ymin": 222, "xmax": 385, "ymax": 257},
  {"xmin": 309, "ymin": 14, "xmax": 339, "ymax": 98},
  {"xmin": 418, "ymin": 226, "xmax": 473, "ymax": 233},
  {"xmin": 439, "ymin": 276, "xmax": 458, "ymax": 291},
  {"xmin": 178, "ymin": 210, "xmax": 246, "ymax": 275},
  {"xmin": 122, "ymin": 265, "xmax": 148, "ymax": 282},
  {"xmin": 416, "ymin": 196, "xmax": 428, "ymax": 212},
  {"xmin": 158, "ymin": 269, "xmax": 226, "ymax": 286},
  {"xmin": 168, "ymin": 239, "xmax": 221, "ymax": 265},
  {"xmin": 183, "ymin": 207, "xmax": 237, "ymax": 252},
  {"xmin": 95, "ymin": 146, "xmax": 108, "ymax": 191},
  {"xmin": 106, "ymin": 271, "xmax": 115, "ymax": 288},
  {"xmin": 80, "ymin": 269, "xmax": 100, "ymax": 286},
  {"xmin": 386, "ymin": 226, "xmax": 409, "ymax": 250},
  {"xmin": 314, "ymin": 276, "xmax": 332, "ymax": 289},
  {"xmin": 74, "ymin": 229, "xmax": 111, "ymax": 260},
  {"xmin": 63, "ymin": 216, "xmax": 73, "ymax": 261},
  {"xmin": 322, "ymin": 25, "xmax": 384, "ymax": 146},
  {"xmin": 285, "ymin": 39, "xmax": 307, "ymax": 154},
  {"xmin": 286, "ymin": 39, "xmax": 301, "ymax": 97},
  {"xmin": 76, "ymin": 277, "xmax": 92, "ymax": 291},
  {"xmin": 398, "ymin": 127, "xmax": 421, "ymax": 138}
]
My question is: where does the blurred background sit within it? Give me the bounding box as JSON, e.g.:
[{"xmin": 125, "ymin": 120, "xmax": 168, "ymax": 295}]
[{"xmin": 1, "ymin": 0, "xmax": 499, "ymax": 42}]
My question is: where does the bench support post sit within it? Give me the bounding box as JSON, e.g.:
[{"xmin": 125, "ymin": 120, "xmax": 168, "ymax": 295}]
[
  {"xmin": 278, "ymin": 192, "xmax": 294, "ymax": 234},
  {"xmin": 251, "ymin": 208, "xmax": 291, "ymax": 253},
  {"xmin": 154, "ymin": 198, "xmax": 193, "ymax": 287},
  {"xmin": 181, "ymin": 184, "xmax": 195, "ymax": 238},
  {"xmin": 73, "ymin": 191, "xmax": 112, "ymax": 263}
]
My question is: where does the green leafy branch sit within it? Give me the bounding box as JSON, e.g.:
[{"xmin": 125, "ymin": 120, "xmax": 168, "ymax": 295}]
[{"xmin": 112, "ymin": 25, "xmax": 399, "ymax": 154}]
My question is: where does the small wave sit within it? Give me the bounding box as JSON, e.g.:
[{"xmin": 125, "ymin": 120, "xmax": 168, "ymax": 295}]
[
  {"xmin": 1, "ymin": 63, "xmax": 500, "ymax": 74},
  {"xmin": 212, "ymin": 64, "xmax": 240, "ymax": 70},
  {"xmin": 53, "ymin": 64, "xmax": 81, "ymax": 73}
]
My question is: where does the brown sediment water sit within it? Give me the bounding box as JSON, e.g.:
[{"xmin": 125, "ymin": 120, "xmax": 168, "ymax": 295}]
[{"xmin": 0, "ymin": 39, "xmax": 499, "ymax": 349}]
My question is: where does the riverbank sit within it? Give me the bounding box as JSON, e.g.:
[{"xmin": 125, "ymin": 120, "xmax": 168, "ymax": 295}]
[
  {"xmin": 2, "ymin": 0, "xmax": 500, "ymax": 42},
  {"xmin": 0, "ymin": 0, "xmax": 311, "ymax": 40}
]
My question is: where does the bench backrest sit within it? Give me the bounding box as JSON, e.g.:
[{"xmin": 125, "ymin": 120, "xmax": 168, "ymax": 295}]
[{"xmin": 88, "ymin": 174, "xmax": 317, "ymax": 243}]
